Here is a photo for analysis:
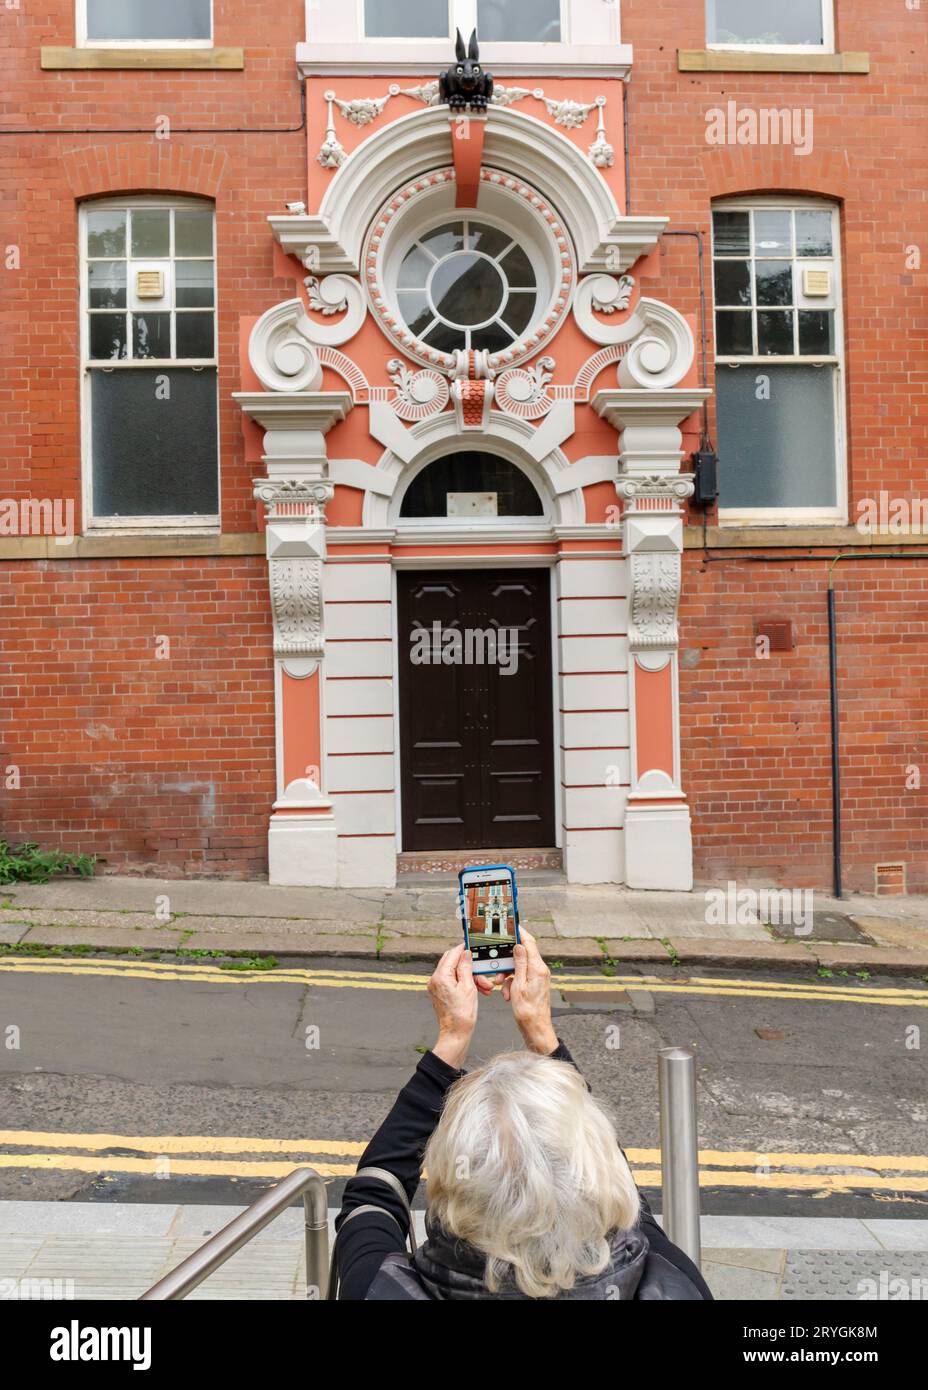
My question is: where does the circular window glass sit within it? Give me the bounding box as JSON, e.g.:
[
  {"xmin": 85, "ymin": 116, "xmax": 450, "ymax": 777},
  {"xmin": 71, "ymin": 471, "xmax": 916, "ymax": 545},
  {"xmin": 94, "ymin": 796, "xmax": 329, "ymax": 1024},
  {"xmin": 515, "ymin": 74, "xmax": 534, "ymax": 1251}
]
[{"xmin": 397, "ymin": 219, "xmax": 538, "ymax": 354}]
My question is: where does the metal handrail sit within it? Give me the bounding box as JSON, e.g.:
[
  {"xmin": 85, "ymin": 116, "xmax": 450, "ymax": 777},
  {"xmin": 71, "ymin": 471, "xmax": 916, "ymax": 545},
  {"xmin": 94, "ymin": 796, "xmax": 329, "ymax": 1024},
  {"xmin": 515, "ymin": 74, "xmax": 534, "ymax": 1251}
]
[{"xmin": 139, "ymin": 1167, "xmax": 329, "ymax": 1300}]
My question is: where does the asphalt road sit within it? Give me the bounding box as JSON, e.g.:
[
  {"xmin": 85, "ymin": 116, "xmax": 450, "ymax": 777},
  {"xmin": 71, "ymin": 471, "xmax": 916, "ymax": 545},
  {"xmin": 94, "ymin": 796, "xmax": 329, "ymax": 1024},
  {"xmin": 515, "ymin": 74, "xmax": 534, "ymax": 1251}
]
[{"xmin": 0, "ymin": 954, "xmax": 926, "ymax": 1218}]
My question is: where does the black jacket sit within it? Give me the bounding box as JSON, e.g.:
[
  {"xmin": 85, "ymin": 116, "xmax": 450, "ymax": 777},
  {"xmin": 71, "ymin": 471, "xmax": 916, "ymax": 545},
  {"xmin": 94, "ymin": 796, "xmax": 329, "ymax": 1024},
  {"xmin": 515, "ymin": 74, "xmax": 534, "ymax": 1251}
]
[{"xmin": 334, "ymin": 1041, "xmax": 712, "ymax": 1302}]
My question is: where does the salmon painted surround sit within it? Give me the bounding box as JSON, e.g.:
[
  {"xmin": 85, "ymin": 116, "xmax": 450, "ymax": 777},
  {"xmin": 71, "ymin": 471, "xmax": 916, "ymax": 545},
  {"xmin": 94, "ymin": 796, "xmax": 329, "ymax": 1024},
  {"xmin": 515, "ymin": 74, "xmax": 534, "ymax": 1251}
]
[{"xmin": 234, "ymin": 29, "xmax": 707, "ymax": 889}]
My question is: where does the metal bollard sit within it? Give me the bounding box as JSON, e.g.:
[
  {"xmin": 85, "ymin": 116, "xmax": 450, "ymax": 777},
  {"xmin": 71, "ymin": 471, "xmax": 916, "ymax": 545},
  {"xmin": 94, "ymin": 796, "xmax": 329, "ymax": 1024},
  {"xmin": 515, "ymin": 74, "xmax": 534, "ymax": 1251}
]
[{"xmin": 658, "ymin": 1046, "xmax": 701, "ymax": 1269}]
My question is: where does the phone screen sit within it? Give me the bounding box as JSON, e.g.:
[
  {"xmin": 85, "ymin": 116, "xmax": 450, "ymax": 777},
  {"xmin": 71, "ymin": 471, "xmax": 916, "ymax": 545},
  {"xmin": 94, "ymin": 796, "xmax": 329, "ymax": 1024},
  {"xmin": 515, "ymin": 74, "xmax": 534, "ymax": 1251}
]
[{"xmin": 460, "ymin": 868, "xmax": 519, "ymax": 972}]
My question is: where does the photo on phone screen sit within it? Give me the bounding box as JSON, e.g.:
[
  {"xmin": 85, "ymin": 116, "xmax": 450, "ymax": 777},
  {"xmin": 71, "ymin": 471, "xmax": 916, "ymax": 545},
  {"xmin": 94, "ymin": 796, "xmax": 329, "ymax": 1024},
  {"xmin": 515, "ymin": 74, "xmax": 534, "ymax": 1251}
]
[{"xmin": 459, "ymin": 865, "xmax": 520, "ymax": 975}]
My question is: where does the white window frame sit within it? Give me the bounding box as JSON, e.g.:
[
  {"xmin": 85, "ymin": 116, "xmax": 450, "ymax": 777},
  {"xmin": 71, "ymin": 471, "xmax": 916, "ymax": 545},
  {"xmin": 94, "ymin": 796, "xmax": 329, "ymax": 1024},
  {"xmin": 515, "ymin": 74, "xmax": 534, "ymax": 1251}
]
[
  {"xmin": 80, "ymin": 196, "xmax": 221, "ymax": 534},
  {"xmin": 360, "ymin": 0, "xmax": 566, "ymax": 45},
  {"xmin": 298, "ymin": 0, "xmax": 628, "ymax": 76},
  {"xmin": 711, "ymin": 196, "xmax": 847, "ymax": 527},
  {"xmin": 706, "ymin": 0, "xmax": 834, "ymax": 55},
  {"xmin": 77, "ymin": 0, "xmax": 214, "ymax": 49}
]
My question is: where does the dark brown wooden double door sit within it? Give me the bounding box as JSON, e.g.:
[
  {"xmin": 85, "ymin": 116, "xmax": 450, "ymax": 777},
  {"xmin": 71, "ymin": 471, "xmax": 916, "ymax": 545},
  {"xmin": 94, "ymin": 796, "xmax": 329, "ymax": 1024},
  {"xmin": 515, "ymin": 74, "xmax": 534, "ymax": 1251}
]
[{"xmin": 398, "ymin": 569, "xmax": 555, "ymax": 852}]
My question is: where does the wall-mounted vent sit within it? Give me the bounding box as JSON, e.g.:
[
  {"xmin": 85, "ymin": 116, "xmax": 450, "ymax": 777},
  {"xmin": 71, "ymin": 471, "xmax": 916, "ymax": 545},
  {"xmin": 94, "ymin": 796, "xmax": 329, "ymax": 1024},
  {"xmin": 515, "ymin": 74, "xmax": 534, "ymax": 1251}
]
[{"xmin": 875, "ymin": 863, "xmax": 907, "ymax": 896}]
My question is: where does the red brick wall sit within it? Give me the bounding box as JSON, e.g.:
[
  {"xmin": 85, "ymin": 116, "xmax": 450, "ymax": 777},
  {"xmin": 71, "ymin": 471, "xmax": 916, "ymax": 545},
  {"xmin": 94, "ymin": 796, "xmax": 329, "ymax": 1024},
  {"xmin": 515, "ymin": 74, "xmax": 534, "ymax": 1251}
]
[
  {"xmin": 622, "ymin": 0, "xmax": 928, "ymax": 892},
  {"xmin": 1, "ymin": 3, "xmax": 302, "ymax": 875},
  {"xmin": 1, "ymin": 0, "xmax": 307, "ymax": 536},
  {"xmin": 0, "ymin": 557, "xmax": 274, "ymax": 876},
  {"xmin": 679, "ymin": 556, "xmax": 928, "ymax": 894},
  {"xmin": 3, "ymin": 2, "xmax": 926, "ymax": 889}
]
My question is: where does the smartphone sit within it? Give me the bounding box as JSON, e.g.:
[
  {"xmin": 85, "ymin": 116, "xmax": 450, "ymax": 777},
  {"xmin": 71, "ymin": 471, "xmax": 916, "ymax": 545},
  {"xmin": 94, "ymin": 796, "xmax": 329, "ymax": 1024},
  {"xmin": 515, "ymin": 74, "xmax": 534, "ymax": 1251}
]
[{"xmin": 458, "ymin": 863, "xmax": 520, "ymax": 975}]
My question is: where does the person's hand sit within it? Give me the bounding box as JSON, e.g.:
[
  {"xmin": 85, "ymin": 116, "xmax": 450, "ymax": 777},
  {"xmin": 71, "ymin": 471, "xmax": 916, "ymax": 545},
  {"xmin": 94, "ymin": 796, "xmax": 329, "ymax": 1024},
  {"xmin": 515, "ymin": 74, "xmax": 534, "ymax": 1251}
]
[
  {"xmin": 499, "ymin": 929, "xmax": 559, "ymax": 1055},
  {"xmin": 428, "ymin": 944, "xmax": 481, "ymax": 1069}
]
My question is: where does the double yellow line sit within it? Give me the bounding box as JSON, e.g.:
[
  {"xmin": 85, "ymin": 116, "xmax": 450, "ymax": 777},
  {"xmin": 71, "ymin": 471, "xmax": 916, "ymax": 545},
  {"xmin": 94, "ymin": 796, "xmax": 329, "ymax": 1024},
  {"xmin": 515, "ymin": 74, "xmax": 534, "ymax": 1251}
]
[
  {"xmin": 1, "ymin": 955, "xmax": 926, "ymax": 1008},
  {"xmin": 0, "ymin": 1130, "xmax": 926, "ymax": 1193}
]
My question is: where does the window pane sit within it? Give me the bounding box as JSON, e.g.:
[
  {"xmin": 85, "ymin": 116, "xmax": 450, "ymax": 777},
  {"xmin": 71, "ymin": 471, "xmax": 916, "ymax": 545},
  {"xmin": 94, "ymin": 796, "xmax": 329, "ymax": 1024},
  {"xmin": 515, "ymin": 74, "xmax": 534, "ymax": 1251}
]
[
  {"xmin": 422, "ymin": 321, "xmax": 463, "ymax": 352},
  {"xmin": 755, "ymin": 261, "xmax": 793, "ymax": 306},
  {"xmin": 175, "ymin": 261, "xmax": 214, "ymax": 308},
  {"xmin": 89, "ymin": 314, "xmax": 128, "ymax": 360},
  {"xmin": 468, "ymin": 225, "xmax": 512, "ymax": 257},
  {"xmin": 715, "ymin": 311, "xmax": 753, "ymax": 356},
  {"xmin": 131, "ymin": 209, "xmax": 170, "ymax": 258},
  {"xmin": 175, "ymin": 312, "xmax": 215, "ymax": 358},
  {"xmin": 133, "ymin": 312, "xmax": 171, "ymax": 358},
  {"xmin": 421, "ymin": 223, "xmax": 465, "ymax": 258},
  {"xmin": 753, "ymin": 211, "xmax": 792, "ymax": 256},
  {"xmin": 716, "ymin": 365, "xmax": 837, "ymax": 508},
  {"xmin": 89, "ymin": 261, "xmax": 126, "ymax": 309},
  {"xmin": 91, "ymin": 368, "xmax": 218, "ymax": 517},
  {"xmin": 86, "ymin": 0, "xmax": 211, "ymax": 41},
  {"xmin": 175, "ymin": 208, "xmax": 214, "ymax": 257},
  {"xmin": 707, "ymin": 0, "xmax": 825, "ymax": 46},
  {"xmin": 757, "ymin": 310, "xmax": 794, "ymax": 354},
  {"xmin": 798, "ymin": 310, "xmax": 835, "ymax": 355},
  {"xmin": 795, "ymin": 210, "xmax": 833, "ymax": 257},
  {"xmin": 714, "ymin": 259, "xmax": 751, "ymax": 306},
  {"xmin": 501, "ymin": 291, "xmax": 535, "ymax": 336},
  {"xmin": 499, "ymin": 244, "xmax": 534, "ymax": 288},
  {"xmin": 363, "ymin": 0, "xmax": 448, "ymax": 38},
  {"xmin": 401, "ymin": 452, "xmax": 544, "ymax": 518},
  {"xmin": 398, "ymin": 247, "xmax": 433, "ymax": 289},
  {"xmin": 472, "ymin": 323, "xmax": 515, "ymax": 352},
  {"xmin": 86, "ymin": 208, "xmax": 125, "ymax": 257},
  {"xmin": 478, "ymin": 0, "xmax": 561, "ymax": 42},
  {"xmin": 397, "ymin": 290, "xmax": 435, "ymax": 338},
  {"xmin": 713, "ymin": 211, "xmax": 750, "ymax": 255}
]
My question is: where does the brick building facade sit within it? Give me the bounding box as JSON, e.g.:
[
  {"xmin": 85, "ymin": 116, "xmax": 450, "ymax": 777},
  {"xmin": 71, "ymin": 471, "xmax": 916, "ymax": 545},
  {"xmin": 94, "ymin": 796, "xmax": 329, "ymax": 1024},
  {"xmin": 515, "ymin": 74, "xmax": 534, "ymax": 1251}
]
[{"xmin": 1, "ymin": 2, "xmax": 925, "ymax": 893}]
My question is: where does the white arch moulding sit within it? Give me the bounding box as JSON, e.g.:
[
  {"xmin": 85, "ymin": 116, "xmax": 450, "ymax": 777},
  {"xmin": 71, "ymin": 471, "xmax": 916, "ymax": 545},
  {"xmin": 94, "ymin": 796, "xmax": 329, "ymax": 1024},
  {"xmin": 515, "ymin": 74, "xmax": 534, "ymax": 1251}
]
[
  {"xmin": 270, "ymin": 104, "xmax": 668, "ymax": 277},
  {"xmin": 351, "ymin": 411, "xmax": 588, "ymax": 531}
]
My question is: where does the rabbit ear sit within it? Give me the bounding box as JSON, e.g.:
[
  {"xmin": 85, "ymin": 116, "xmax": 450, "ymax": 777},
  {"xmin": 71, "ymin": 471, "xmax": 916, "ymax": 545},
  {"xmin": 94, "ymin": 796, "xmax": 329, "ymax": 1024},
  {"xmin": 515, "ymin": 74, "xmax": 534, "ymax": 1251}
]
[
  {"xmin": 468, "ymin": 28, "xmax": 479, "ymax": 60},
  {"xmin": 455, "ymin": 28, "xmax": 466, "ymax": 60}
]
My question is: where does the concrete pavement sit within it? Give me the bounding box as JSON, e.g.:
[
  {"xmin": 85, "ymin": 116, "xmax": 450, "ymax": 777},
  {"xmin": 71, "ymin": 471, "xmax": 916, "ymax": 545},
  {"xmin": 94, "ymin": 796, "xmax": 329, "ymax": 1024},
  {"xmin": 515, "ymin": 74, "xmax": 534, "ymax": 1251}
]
[
  {"xmin": 2, "ymin": 872, "xmax": 928, "ymax": 973},
  {"xmin": 2, "ymin": 1201, "xmax": 926, "ymax": 1300}
]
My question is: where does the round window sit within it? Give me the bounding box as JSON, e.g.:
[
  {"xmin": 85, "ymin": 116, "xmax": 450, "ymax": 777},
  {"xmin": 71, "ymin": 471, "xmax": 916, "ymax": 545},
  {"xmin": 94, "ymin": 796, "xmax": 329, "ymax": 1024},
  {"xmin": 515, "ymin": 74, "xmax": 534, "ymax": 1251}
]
[
  {"xmin": 397, "ymin": 219, "xmax": 538, "ymax": 354},
  {"xmin": 365, "ymin": 169, "xmax": 575, "ymax": 373}
]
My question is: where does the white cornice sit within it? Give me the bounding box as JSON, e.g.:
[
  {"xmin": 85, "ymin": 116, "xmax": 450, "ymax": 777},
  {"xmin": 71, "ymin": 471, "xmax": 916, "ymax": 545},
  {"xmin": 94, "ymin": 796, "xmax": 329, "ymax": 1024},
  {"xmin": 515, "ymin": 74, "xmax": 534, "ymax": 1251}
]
[
  {"xmin": 233, "ymin": 391, "xmax": 354, "ymax": 433},
  {"xmin": 296, "ymin": 44, "xmax": 633, "ymax": 81}
]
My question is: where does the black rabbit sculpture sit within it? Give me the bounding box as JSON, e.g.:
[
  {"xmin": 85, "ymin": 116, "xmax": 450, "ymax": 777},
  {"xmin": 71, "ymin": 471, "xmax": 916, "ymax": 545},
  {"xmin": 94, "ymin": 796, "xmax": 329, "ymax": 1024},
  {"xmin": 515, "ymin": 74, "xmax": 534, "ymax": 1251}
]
[{"xmin": 440, "ymin": 29, "xmax": 494, "ymax": 112}]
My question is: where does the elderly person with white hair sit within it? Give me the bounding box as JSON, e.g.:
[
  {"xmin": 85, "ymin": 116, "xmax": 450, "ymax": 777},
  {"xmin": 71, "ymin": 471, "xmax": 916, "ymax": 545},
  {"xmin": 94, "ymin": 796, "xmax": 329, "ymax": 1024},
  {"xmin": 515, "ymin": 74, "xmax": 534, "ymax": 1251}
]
[{"xmin": 332, "ymin": 931, "xmax": 711, "ymax": 1301}]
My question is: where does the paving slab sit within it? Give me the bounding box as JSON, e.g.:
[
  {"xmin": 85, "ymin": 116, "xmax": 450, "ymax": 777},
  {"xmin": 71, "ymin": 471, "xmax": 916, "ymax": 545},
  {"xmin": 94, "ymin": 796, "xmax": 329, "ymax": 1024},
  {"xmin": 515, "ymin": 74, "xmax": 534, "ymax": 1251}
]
[
  {"xmin": 669, "ymin": 939, "xmax": 814, "ymax": 968},
  {"xmin": 813, "ymin": 944, "xmax": 927, "ymax": 973},
  {"xmin": 703, "ymin": 1260, "xmax": 783, "ymax": 1301},
  {"xmin": 700, "ymin": 1246, "xmax": 786, "ymax": 1274},
  {"xmin": 781, "ymin": 1249, "xmax": 928, "ymax": 1300},
  {"xmin": 862, "ymin": 1220, "xmax": 928, "ymax": 1252},
  {"xmin": 181, "ymin": 931, "xmax": 379, "ymax": 958},
  {"xmin": 0, "ymin": 923, "xmax": 31, "ymax": 945},
  {"xmin": 18, "ymin": 927, "xmax": 185, "ymax": 951},
  {"xmin": 698, "ymin": 1217, "xmax": 885, "ymax": 1252},
  {"xmin": 851, "ymin": 917, "xmax": 928, "ymax": 950}
]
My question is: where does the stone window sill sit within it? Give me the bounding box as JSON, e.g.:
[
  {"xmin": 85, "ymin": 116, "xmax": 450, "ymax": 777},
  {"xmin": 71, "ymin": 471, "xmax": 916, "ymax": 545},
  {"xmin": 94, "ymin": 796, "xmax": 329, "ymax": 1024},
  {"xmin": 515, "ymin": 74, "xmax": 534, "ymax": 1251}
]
[
  {"xmin": 41, "ymin": 47, "xmax": 245, "ymax": 70},
  {"xmin": 678, "ymin": 50, "xmax": 869, "ymax": 74}
]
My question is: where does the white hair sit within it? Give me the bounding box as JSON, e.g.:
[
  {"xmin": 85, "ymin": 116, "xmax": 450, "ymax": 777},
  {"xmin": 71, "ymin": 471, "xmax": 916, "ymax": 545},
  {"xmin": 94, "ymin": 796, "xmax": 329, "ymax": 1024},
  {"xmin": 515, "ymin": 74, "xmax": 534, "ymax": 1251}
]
[{"xmin": 423, "ymin": 1051, "xmax": 640, "ymax": 1299}]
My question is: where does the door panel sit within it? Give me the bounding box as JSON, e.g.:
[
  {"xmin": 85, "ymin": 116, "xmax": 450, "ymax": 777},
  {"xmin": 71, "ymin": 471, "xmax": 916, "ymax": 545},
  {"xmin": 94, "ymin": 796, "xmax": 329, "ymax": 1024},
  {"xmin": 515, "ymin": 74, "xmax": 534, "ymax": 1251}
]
[{"xmin": 398, "ymin": 569, "xmax": 555, "ymax": 851}]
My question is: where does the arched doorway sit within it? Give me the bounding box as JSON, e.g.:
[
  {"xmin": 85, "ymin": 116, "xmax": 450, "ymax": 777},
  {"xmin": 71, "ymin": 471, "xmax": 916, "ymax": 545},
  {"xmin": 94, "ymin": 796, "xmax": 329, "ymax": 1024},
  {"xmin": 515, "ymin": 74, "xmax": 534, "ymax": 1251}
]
[{"xmin": 395, "ymin": 452, "xmax": 555, "ymax": 854}]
